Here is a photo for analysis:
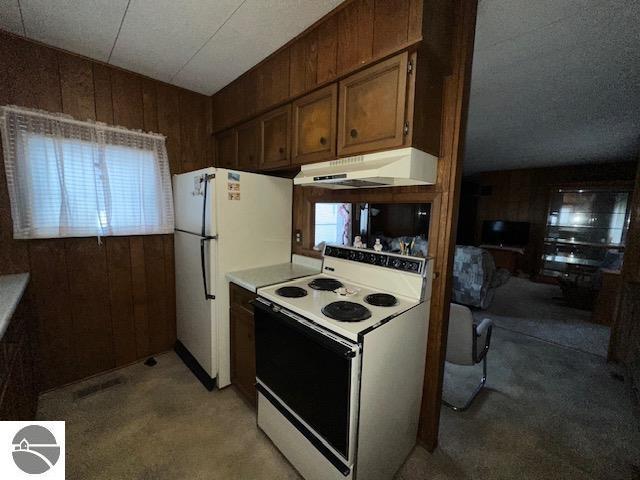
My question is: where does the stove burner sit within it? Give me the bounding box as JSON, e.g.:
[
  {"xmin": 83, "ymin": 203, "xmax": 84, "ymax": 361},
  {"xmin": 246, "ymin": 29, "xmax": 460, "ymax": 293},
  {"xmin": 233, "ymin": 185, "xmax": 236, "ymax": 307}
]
[
  {"xmin": 321, "ymin": 301, "xmax": 372, "ymax": 322},
  {"xmin": 364, "ymin": 293, "xmax": 398, "ymax": 307},
  {"xmin": 275, "ymin": 286, "xmax": 308, "ymax": 298},
  {"xmin": 308, "ymin": 278, "xmax": 344, "ymax": 291}
]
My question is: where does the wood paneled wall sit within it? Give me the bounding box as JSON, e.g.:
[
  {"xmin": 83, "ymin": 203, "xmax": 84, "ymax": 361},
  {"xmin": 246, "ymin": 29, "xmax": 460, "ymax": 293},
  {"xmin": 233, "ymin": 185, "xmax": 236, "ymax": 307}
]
[
  {"xmin": 0, "ymin": 31, "xmax": 212, "ymax": 391},
  {"xmin": 461, "ymin": 161, "xmax": 638, "ymax": 275},
  {"xmin": 609, "ymin": 160, "xmax": 640, "ymax": 408}
]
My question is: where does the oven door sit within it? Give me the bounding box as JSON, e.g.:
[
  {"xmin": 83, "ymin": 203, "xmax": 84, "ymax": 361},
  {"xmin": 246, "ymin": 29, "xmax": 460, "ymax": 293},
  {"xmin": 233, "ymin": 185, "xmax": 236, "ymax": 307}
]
[{"xmin": 254, "ymin": 298, "xmax": 360, "ymax": 463}]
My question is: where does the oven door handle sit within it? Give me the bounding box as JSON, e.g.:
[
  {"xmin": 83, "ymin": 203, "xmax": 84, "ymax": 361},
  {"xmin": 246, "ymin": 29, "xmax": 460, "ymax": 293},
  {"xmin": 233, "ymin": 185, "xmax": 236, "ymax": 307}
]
[{"xmin": 252, "ymin": 300, "xmax": 357, "ymax": 359}]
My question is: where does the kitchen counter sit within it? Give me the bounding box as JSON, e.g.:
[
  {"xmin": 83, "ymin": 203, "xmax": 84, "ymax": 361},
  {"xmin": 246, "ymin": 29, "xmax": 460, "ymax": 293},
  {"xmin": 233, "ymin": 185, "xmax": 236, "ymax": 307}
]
[
  {"xmin": 0, "ymin": 273, "xmax": 29, "ymax": 340},
  {"xmin": 227, "ymin": 262, "xmax": 320, "ymax": 293}
]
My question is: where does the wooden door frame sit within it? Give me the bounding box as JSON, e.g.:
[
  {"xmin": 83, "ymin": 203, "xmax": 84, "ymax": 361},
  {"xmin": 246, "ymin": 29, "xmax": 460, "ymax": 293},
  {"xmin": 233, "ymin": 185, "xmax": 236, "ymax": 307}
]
[
  {"xmin": 418, "ymin": 0, "xmax": 478, "ymax": 450},
  {"xmin": 609, "ymin": 157, "xmax": 640, "ymax": 361}
]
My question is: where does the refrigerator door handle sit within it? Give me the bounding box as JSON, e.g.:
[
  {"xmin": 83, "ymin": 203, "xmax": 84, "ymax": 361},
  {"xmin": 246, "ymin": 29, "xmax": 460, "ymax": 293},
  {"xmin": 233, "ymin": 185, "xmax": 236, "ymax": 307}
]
[
  {"xmin": 200, "ymin": 236, "xmax": 217, "ymax": 300},
  {"xmin": 201, "ymin": 173, "xmax": 215, "ymax": 237}
]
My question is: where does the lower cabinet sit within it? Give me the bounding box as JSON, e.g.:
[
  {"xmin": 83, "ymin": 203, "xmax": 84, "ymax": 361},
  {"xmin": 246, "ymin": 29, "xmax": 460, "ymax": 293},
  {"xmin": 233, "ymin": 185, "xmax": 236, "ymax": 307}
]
[
  {"xmin": 0, "ymin": 295, "xmax": 37, "ymax": 420},
  {"xmin": 229, "ymin": 283, "xmax": 257, "ymax": 407}
]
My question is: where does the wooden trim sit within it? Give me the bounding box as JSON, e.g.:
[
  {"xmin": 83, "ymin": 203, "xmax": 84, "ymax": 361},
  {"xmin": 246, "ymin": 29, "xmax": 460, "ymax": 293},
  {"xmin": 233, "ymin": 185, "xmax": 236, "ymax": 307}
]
[
  {"xmin": 620, "ymin": 160, "xmax": 640, "ymax": 284},
  {"xmin": 608, "ymin": 158, "xmax": 640, "ymax": 361},
  {"xmin": 418, "ymin": 0, "xmax": 478, "ymax": 450}
]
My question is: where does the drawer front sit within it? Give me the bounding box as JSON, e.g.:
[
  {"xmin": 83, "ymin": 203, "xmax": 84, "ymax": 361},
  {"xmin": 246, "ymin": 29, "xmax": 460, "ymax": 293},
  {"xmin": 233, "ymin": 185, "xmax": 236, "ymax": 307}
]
[{"xmin": 230, "ymin": 283, "xmax": 257, "ymax": 313}]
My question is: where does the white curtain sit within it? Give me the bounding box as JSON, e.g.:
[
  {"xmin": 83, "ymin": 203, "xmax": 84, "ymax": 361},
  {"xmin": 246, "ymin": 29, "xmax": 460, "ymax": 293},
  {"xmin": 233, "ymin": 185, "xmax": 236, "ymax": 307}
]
[{"xmin": 0, "ymin": 105, "xmax": 174, "ymax": 239}]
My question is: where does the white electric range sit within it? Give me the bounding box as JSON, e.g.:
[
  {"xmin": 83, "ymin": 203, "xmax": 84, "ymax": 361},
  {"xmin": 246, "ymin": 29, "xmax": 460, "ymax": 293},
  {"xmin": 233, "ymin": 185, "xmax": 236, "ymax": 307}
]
[{"xmin": 254, "ymin": 245, "xmax": 433, "ymax": 480}]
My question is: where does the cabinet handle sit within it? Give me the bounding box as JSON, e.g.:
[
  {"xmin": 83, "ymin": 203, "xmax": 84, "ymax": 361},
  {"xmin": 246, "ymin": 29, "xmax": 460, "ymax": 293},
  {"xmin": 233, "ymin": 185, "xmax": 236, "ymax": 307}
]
[
  {"xmin": 320, "ymin": 136, "xmax": 327, "ymax": 145},
  {"xmin": 350, "ymin": 128, "xmax": 358, "ymax": 139},
  {"xmin": 278, "ymin": 147, "xmax": 284, "ymax": 155}
]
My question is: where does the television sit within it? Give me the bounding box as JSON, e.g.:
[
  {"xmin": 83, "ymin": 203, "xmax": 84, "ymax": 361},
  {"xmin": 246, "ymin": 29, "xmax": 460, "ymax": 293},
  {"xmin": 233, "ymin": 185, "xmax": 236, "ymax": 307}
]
[{"xmin": 481, "ymin": 220, "xmax": 530, "ymax": 247}]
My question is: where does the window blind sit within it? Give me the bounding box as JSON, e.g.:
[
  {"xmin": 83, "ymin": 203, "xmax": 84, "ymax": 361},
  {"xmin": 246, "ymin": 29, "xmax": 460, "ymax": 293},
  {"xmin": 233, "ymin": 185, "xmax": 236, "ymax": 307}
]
[{"xmin": 0, "ymin": 105, "xmax": 174, "ymax": 239}]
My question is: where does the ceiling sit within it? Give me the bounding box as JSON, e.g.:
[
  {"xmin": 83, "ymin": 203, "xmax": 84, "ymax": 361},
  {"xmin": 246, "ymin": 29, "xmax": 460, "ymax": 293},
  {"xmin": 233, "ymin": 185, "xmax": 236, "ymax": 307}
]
[
  {"xmin": 1, "ymin": 0, "xmax": 637, "ymax": 175},
  {"xmin": 465, "ymin": 0, "xmax": 640, "ymax": 174},
  {"xmin": 0, "ymin": 0, "xmax": 342, "ymax": 95}
]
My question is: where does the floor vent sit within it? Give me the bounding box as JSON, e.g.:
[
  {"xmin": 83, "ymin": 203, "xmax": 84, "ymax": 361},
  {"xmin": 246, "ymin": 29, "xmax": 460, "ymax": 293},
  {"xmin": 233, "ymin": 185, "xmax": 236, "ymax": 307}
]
[{"xmin": 74, "ymin": 377, "xmax": 124, "ymax": 400}]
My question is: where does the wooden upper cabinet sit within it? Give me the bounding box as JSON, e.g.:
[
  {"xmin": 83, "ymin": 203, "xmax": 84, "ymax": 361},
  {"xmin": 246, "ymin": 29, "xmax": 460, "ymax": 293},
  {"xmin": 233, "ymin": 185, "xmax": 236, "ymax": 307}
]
[
  {"xmin": 337, "ymin": 0, "xmax": 374, "ymax": 75},
  {"xmin": 316, "ymin": 16, "xmax": 338, "ymax": 84},
  {"xmin": 237, "ymin": 120, "xmax": 259, "ymax": 172},
  {"xmin": 215, "ymin": 129, "xmax": 237, "ymax": 169},
  {"xmin": 337, "ymin": 52, "xmax": 409, "ymax": 156},
  {"xmin": 372, "ymin": 0, "xmax": 410, "ymax": 57},
  {"xmin": 257, "ymin": 48, "xmax": 290, "ymax": 112},
  {"xmin": 289, "ymin": 30, "xmax": 318, "ymax": 97},
  {"xmin": 259, "ymin": 105, "xmax": 291, "ymax": 170},
  {"xmin": 292, "ymin": 84, "xmax": 337, "ymax": 165}
]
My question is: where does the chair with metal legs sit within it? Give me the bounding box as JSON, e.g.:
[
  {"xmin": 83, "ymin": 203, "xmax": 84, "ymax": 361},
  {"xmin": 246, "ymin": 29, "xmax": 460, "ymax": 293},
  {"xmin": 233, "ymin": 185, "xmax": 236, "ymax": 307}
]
[{"xmin": 442, "ymin": 303, "xmax": 493, "ymax": 412}]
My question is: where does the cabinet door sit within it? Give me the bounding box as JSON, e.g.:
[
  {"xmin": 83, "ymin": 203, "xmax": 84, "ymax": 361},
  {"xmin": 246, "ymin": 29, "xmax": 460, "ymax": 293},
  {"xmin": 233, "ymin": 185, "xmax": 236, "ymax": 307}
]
[
  {"xmin": 257, "ymin": 49, "xmax": 290, "ymax": 111},
  {"xmin": 237, "ymin": 120, "xmax": 259, "ymax": 172},
  {"xmin": 337, "ymin": 52, "xmax": 408, "ymax": 156},
  {"xmin": 230, "ymin": 305, "xmax": 256, "ymax": 406},
  {"xmin": 215, "ymin": 129, "xmax": 237, "ymax": 169},
  {"xmin": 260, "ymin": 105, "xmax": 291, "ymax": 170},
  {"xmin": 292, "ymin": 84, "xmax": 337, "ymax": 165}
]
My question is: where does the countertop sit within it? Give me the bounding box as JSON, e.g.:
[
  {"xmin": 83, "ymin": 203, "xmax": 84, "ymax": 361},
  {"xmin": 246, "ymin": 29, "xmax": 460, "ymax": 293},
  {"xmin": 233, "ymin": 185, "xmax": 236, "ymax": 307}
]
[
  {"xmin": 226, "ymin": 262, "xmax": 320, "ymax": 293},
  {"xmin": 0, "ymin": 273, "xmax": 29, "ymax": 341}
]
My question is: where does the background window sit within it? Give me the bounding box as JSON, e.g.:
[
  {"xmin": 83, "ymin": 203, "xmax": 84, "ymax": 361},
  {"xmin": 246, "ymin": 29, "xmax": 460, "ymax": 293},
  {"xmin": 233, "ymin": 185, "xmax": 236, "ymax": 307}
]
[{"xmin": 1, "ymin": 106, "xmax": 174, "ymax": 239}]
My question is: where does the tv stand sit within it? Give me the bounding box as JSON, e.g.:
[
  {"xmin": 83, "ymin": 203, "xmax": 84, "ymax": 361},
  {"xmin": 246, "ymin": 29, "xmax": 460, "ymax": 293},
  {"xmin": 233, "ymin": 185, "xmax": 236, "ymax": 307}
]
[{"xmin": 479, "ymin": 244, "xmax": 524, "ymax": 274}]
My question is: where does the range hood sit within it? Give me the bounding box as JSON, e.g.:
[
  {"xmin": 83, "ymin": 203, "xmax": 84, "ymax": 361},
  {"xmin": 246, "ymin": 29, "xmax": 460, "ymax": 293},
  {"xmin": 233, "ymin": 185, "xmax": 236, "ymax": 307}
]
[{"xmin": 293, "ymin": 147, "xmax": 438, "ymax": 189}]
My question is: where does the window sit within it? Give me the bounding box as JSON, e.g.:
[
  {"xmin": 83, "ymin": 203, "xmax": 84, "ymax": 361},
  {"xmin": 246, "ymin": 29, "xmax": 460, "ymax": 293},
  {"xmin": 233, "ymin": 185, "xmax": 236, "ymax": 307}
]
[
  {"xmin": 314, "ymin": 203, "xmax": 352, "ymax": 246},
  {"xmin": 1, "ymin": 106, "xmax": 174, "ymax": 239}
]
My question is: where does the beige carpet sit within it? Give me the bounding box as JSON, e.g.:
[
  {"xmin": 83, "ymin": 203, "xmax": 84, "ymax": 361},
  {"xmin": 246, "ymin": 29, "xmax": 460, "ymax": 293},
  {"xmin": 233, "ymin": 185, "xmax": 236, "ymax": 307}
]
[{"xmin": 38, "ymin": 330, "xmax": 640, "ymax": 479}]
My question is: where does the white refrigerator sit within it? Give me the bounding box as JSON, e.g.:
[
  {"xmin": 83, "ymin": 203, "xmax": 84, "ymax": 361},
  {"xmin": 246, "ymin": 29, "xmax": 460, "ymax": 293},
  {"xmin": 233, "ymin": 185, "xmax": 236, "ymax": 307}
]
[{"xmin": 173, "ymin": 167, "xmax": 292, "ymax": 390}]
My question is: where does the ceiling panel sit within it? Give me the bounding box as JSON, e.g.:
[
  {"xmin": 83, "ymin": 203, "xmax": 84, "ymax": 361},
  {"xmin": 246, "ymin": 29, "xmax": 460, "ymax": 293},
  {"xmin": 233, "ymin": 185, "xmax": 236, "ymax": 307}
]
[
  {"xmin": 0, "ymin": 0, "xmax": 24, "ymax": 35},
  {"xmin": 464, "ymin": 0, "xmax": 640, "ymax": 173},
  {"xmin": 19, "ymin": 0, "xmax": 129, "ymax": 61},
  {"xmin": 172, "ymin": 0, "xmax": 342, "ymax": 95},
  {"xmin": 474, "ymin": 0, "xmax": 589, "ymax": 52},
  {"xmin": 109, "ymin": 0, "xmax": 244, "ymax": 83}
]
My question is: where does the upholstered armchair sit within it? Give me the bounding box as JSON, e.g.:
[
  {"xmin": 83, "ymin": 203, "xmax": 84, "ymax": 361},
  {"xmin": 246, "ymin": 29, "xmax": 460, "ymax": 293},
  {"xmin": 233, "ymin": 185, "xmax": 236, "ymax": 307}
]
[{"xmin": 451, "ymin": 246, "xmax": 510, "ymax": 309}]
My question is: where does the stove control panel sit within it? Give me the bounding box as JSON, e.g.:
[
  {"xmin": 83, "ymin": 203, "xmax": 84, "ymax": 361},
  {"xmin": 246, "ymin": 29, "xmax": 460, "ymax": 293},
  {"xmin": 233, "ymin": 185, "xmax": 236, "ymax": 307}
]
[{"xmin": 323, "ymin": 245, "xmax": 425, "ymax": 274}]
